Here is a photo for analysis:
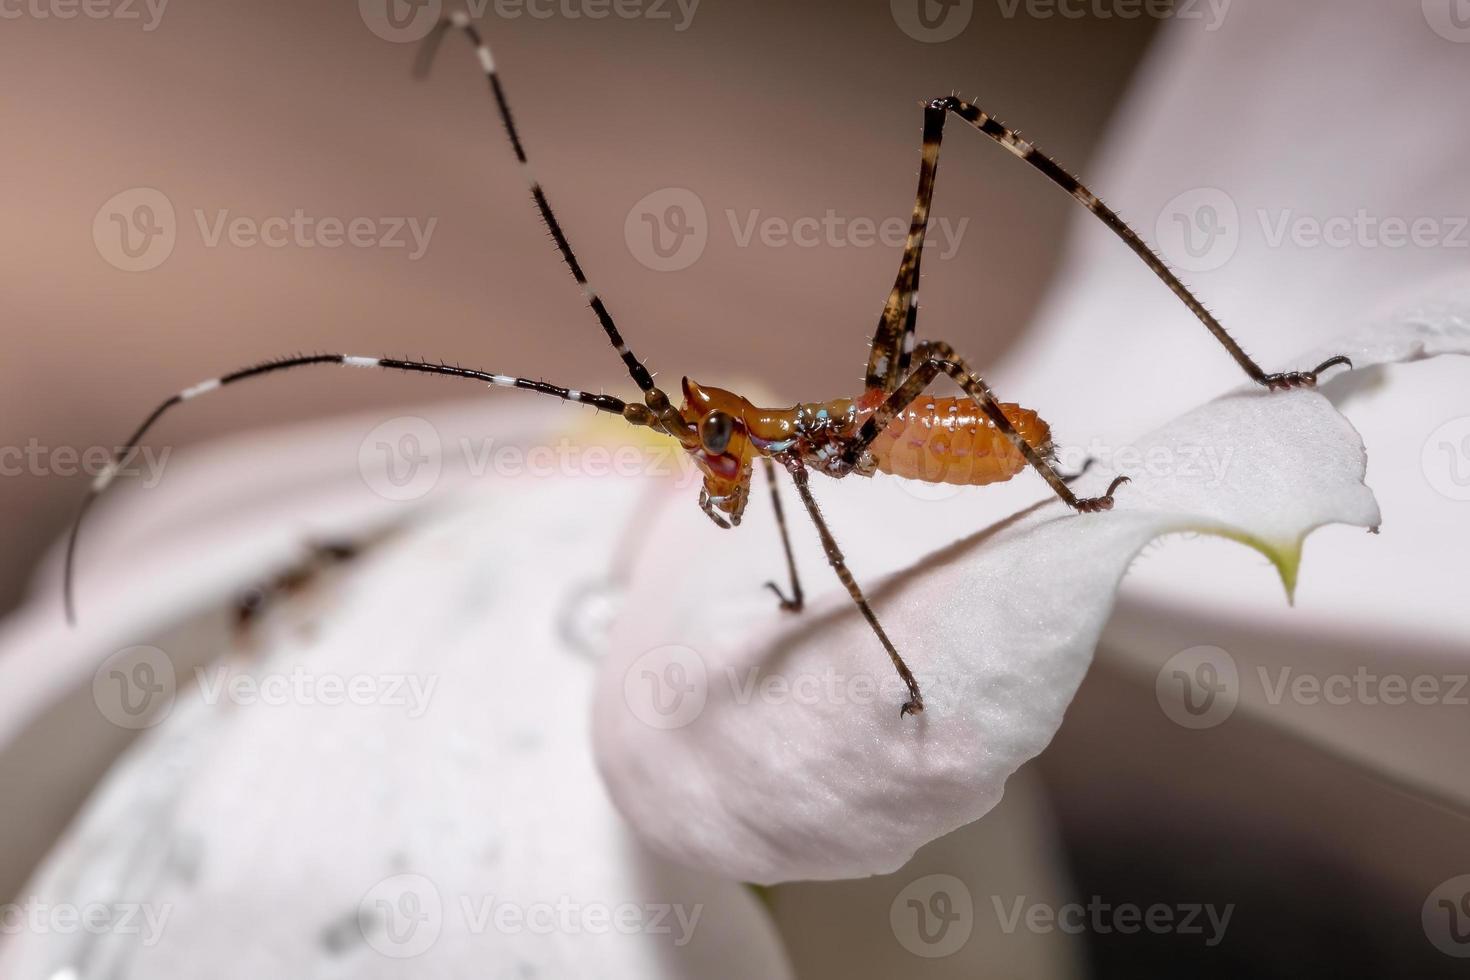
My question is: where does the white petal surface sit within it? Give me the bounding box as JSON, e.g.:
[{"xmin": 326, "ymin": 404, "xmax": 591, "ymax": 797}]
[
  {"xmin": 2, "ymin": 463, "xmax": 791, "ymax": 978},
  {"xmin": 592, "ymin": 307, "xmax": 1470, "ymax": 885}
]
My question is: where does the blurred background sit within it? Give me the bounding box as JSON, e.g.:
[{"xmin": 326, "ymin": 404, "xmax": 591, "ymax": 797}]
[
  {"xmin": 4, "ymin": 1, "xmax": 1470, "ymax": 977},
  {"xmin": 0, "ymin": 0, "xmax": 1156, "ymax": 616}
]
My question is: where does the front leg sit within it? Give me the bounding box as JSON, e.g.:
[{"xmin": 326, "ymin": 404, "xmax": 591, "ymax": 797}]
[
  {"xmin": 780, "ymin": 455, "xmax": 924, "ymax": 717},
  {"xmin": 760, "ymin": 457, "xmax": 805, "ymax": 613},
  {"xmin": 843, "ymin": 340, "xmax": 1129, "ymax": 513}
]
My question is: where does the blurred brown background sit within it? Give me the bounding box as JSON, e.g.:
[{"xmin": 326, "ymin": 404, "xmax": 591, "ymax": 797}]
[{"xmin": 0, "ymin": 0, "xmax": 1158, "ymax": 614}]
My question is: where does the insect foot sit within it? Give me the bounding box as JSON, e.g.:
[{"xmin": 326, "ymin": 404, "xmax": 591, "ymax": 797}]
[
  {"xmin": 1260, "ymin": 355, "xmax": 1354, "ymax": 391},
  {"xmin": 1073, "ymin": 475, "xmax": 1131, "ymax": 513},
  {"xmin": 763, "ymin": 581, "xmax": 803, "ymax": 613},
  {"xmin": 900, "ymin": 694, "xmax": 924, "ymax": 718}
]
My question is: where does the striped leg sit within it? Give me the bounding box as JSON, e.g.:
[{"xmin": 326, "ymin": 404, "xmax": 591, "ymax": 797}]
[
  {"xmin": 415, "ymin": 10, "xmax": 694, "ymax": 443},
  {"xmin": 866, "ymin": 97, "xmax": 1353, "ymax": 391},
  {"xmin": 760, "ymin": 457, "xmax": 804, "ymax": 613},
  {"xmin": 846, "ymin": 341, "xmax": 1128, "ymax": 513},
  {"xmin": 699, "ymin": 487, "xmax": 733, "ymax": 530},
  {"xmin": 780, "ymin": 454, "xmax": 922, "ymax": 716},
  {"xmin": 63, "ymin": 353, "xmax": 649, "ymax": 623},
  {"xmin": 865, "ymin": 101, "xmax": 947, "ymax": 391}
]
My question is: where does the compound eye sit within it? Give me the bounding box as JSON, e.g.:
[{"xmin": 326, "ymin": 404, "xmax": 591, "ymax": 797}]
[{"xmin": 700, "ymin": 411, "xmax": 734, "ymax": 455}]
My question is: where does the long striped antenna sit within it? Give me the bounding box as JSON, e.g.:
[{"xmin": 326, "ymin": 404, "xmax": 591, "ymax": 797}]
[
  {"xmin": 416, "ymin": 10, "xmax": 694, "ymax": 442},
  {"xmin": 62, "ymin": 354, "xmax": 650, "ymax": 624}
]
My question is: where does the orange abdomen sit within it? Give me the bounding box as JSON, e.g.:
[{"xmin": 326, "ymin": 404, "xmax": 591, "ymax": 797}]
[{"xmin": 864, "ymin": 397, "xmax": 1051, "ymax": 486}]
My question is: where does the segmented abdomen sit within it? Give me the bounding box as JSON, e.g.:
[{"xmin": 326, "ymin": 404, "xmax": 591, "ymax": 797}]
[{"xmin": 864, "ymin": 397, "xmax": 1051, "ymax": 486}]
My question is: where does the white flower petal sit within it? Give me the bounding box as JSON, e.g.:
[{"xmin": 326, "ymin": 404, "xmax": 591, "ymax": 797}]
[
  {"xmin": 591, "ymin": 303, "xmax": 1470, "ymax": 885},
  {"xmin": 768, "ymin": 770, "xmax": 1086, "ymax": 978},
  {"xmin": 2, "ymin": 469, "xmax": 792, "ymax": 978}
]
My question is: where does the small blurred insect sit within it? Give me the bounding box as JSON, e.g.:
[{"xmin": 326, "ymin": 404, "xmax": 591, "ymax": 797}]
[
  {"xmin": 232, "ymin": 539, "xmax": 362, "ymax": 638},
  {"xmin": 65, "ymin": 10, "xmax": 1352, "ymax": 716}
]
